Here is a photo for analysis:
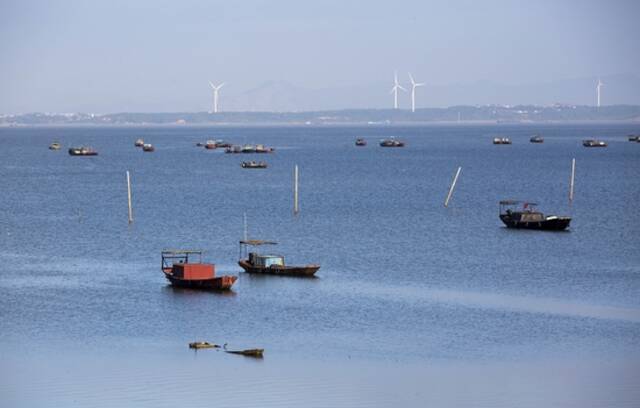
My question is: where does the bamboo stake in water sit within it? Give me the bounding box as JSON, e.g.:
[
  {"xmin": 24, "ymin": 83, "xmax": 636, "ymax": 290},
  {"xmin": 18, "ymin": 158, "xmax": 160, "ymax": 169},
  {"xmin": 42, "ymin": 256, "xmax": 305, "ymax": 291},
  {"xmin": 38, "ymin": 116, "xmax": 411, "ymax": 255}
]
[
  {"xmin": 293, "ymin": 165, "xmax": 299, "ymax": 215},
  {"xmin": 444, "ymin": 167, "xmax": 462, "ymax": 207},
  {"xmin": 243, "ymin": 212, "xmax": 248, "ymax": 241},
  {"xmin": 126, "ymin": 171, "xmax": 133, "ymax": 224},
  {"xmin": 569, "ymin": 158, "xmax": 576, "ymax": 203}
]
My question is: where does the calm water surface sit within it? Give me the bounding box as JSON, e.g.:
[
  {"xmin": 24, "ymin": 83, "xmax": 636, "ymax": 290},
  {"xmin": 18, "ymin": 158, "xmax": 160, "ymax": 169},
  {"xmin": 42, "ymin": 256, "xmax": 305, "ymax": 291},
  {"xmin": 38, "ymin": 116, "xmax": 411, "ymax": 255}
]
[{"xmin": 1, "ymin": 123, "xmax": 639, "ymax": 407}]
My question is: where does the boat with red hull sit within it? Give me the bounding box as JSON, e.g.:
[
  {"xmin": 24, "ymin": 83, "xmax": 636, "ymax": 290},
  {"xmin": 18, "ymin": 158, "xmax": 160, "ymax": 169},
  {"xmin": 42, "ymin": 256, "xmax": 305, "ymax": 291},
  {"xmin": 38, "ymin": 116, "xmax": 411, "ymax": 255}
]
[
  {"xmin": 162, "ymin": 250, "xmax": 237, "ymax": 290},
  {"xmin": 238, "ymin": 240, "xmax": 320, "ymax": 277}
]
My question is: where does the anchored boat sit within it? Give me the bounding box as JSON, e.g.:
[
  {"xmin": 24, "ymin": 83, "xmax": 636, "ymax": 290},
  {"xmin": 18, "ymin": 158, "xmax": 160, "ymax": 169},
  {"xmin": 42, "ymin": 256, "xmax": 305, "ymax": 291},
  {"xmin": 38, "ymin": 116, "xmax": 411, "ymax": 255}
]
[
  {"xmin": 49, "ymin": 142, "xmax": 61, "ymax": 150},
  {"xmin": 142, "ymin": 143, "xmax": 155, "ymax": 152},
  {"xmin": 583, "ymin": 139, "xmax": 607, "ymax": 147},
  {"xmin": 493, "ymin": 137, "xmax": 512, "ymax": 145},
  {"xmin": 529, "ymin": 135, "xmax": 544, "ymax": 143},
  {"xmin": 241, "ymin": 161, "xmax": 267, "ymax": 169},
  {"xmin": 135, "ymin": 138, "xmax": 144, "ymax": 147},
  {"xmin": 161, "ymin": 250, "xmax": 237, "ymax": 290},
  {"xmin": 238, "ymin": 240, "xmax": 320, "ymax": 277},
  {"xmin": 68, "ymin": 146, "xmax": 98, "ymax": 156},
  {"xmin": 379, "ymin": 138, "xmax": 405, "ymax": 147},
  {"xmin": 499, "ymin": 200, "xmax": 571, "ymax": 231},
  {"xmin": 355, "ymin": 138, "xmax": 367, "ymax": 146}
]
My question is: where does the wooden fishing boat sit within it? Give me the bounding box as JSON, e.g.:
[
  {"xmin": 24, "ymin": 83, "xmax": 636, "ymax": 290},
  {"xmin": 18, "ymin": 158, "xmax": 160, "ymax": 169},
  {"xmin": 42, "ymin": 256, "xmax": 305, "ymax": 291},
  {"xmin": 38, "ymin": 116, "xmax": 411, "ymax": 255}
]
[
  {"xmin": 529, "ymin": 135, "xmax": 544, "ymax": 143},
  {"xmin": 68, "ymin": 146, "xmax": 98, "ymax": 156},
  {"xmin": 189, "ymin": 341, "xmax": 220, "ymax": 349},
  {"xmin": 135, "ymin": 138, "xmax": 144, "ymax": 147},
  {"xmin": 499, "ymin": 200, "xmax": 571, "ymax": 231},
  {"xmin": 493, "ymin": 137, "xmax": 512, "ymax": 144},
  {"xmin": 241, "ymin": 161, "xmax": 267, "ymax": 169},
  {"xmin": 142, "ymin": 143, "xmax": 155, "ymax": 152},
  {"xmin": 161, "ymin": 250, "xmax": 237, "ymax": 290},
  {"xmin": 204, "ymin": 140, "xmax": 217, "ymax": 149},
  {"xmin": 238, "ymin": 240, "xmax": 320, "ymax": 277},
  {"xmin": 380, "ymin": 138, "xmax": 405, "ymax": 147},
  {"xmin": 225, "ymin": 348, "xmax": 264, "ymax": 358},
  {"xmin": 583, "ymin": 139, "xmax": 607, "ymax": 147},
  {"xmin": 355, "ymin": 138, "xmax": 367, "ymax": 146},
  {"xmin": 49, "ymin": 142, "xmax": 61, "ymax": 150},
  {"xmin": 628, "ymin": 135, "xmax": 639, "ymax": 142}
]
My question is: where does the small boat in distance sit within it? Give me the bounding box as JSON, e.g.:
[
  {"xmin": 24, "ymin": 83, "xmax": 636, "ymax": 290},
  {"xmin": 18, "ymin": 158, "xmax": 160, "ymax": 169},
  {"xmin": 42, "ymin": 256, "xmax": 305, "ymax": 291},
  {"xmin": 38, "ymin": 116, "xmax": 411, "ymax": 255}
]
[
  {"xmin": 493, "ymin": 137, "xmax": 512, "ymax": 145},
  {"xmin": 49, "ymin": 142, "xmax": 61, "ymax": 150},
  {"xmin": 529, "ymin": 135, "xmax": 544, "ymax": 143},
  {"xmin": 142, "ymin": 143, "xmax": 155, "ymax": 152},
  {"xmin": 161, "ymin": 250, "xmax": 237, "ymax": 291},
  {"xmin": 68, "ymin": 146, "xmax": 98, "ymax": 156},
  {"xmin": 355, "ymin": 138, "xmax": 367, "ymax": 146},
  {"xmin": 238, "ymin": 240, "xmax": 320, "ymax": 277},
  {"xmin": 135, "ymin": 138, "xmax": 144, "ymax": 147},
  {"xmin": 627, "ymin": 135, "xmax": 639, "ymax": 142},
  {"xmin": 204, "ymin": 140, "xmax": 217, "ymax": 149},
  {"xmin": 226, "ymin": 144, "xmax": 274, "ymax": 153},
  {"xmin": 583, "ymin": 139, "xmax": 607, "ymax": 147},
  {"xmin": 499, "ymin": 200, "xmax": 571, "ymax": 231},
  {"xmin": 241, "ymin": 161, "xmax": 267, "ymax": 169},
  {"xmin": 380, "ymin": 138, "xmax": 405, "ymax": 147}
]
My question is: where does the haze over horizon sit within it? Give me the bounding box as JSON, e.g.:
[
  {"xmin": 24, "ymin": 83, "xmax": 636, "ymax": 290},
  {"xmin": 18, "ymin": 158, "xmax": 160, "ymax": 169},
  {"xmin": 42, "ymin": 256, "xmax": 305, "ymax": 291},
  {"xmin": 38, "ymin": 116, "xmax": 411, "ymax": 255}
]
[{"xmin": 1, "ymin": 0, "xmax": 639, "ymax": 114}]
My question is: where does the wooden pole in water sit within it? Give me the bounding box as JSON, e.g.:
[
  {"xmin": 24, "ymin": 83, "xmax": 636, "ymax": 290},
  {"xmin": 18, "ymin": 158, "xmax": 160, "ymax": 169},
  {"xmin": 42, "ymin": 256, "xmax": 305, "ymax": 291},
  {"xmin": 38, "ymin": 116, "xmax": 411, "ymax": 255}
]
[
  {"xmin": 126, "ymin": 171, "xmax": 133, "ymax": 224},
  {"xmin": 444, "ymin": 166, "xmax": 462, "ymax": 207},
  {"xmin": 569, "ymin": 158, "xmax": 576, "ymax": 203},
  {"xmin": 293, "ymin": 165, "xmax": 299, "ymax": 215},
  {"xmin": 243, "ymin": 212, "xmax": 248, "ymax": 241}
]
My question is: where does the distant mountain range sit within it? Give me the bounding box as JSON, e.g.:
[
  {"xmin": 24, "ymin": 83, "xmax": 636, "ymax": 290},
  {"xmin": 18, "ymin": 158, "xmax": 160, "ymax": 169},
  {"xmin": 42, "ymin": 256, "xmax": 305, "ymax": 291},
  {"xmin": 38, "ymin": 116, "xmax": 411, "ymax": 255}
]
[{"xmin": 2, "ymin": 105, "xmax": 640, "ymax": 125}]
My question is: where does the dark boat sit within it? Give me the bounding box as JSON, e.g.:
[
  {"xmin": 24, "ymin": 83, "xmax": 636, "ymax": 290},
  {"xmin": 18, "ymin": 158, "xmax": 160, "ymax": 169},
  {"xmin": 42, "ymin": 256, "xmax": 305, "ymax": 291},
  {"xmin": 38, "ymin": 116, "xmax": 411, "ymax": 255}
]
[
  {"xmin": 241, "ymin": 161, "xmax": 267, "ymax": 169},
  {"xmin": 493, "ymin": 137, "xmax": 512, "ymax": 144},
  {"xmin": 204, "ymin": 140, "xmax": 217, "ymax": 149},
  {"xmin": 238, "ymin": 240, "xmax": 320, "ymax": 277},
  {"xmin": 225, "ymin": 348, "xmax": 264, "ymax": 358},
  {"xmin": 49, "ymin": 142, "xmax": 61, "ymax": 150},
  {"xmin": 161, "ymin": 250, "xmax": 237, "ymax": 290},
  {"xmin": 583, "ymin": 139, "xmax": 607, "ymax": 147},
  {"xmin": 499, "ymin": 200, "xmax": 571, "ymax": 231},
  {"xmin": 68, "ymin": 146, "xmax": 98, "ymax": 156},
  {"xmin": 135, "ymin": 138, "xmax": 144, "ymax": 147},
  {"xmin": 628, "ymin": 135, "xmax": 639, "ymax": 142},
  {"xmin": 379, "ymin": 138, "xmax": 405, "ymax": 147},
  {"xmin": 142, "ymin": 143, "xmax": 155, "ymax": 152},
  {"xmin": 355, "ymin": 138, "xmax": 367, "ymax": 146},
  {"xmin": 529, "ymin": 135, "xmax": 544, "ymax": 143}
]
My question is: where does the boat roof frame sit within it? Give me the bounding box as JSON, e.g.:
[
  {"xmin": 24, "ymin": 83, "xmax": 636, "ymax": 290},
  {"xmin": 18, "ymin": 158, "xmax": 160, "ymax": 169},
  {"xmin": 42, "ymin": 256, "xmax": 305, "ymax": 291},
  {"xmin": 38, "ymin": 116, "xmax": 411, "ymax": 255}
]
[
  {"xmin": 499, "ymin": 200, "xmax": 538, "ymax": 206},
  {"xmin": 239, "ymin": 240, "xmax": 278, "ymax": 246}
]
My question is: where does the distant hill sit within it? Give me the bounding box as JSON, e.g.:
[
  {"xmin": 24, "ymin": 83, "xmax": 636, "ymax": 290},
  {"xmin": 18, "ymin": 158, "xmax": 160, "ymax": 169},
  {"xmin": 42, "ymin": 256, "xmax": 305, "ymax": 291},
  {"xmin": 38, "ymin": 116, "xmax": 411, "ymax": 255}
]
[{"xmin": 2, "ymin": 105, "xmax": 640, "ymax": 125}]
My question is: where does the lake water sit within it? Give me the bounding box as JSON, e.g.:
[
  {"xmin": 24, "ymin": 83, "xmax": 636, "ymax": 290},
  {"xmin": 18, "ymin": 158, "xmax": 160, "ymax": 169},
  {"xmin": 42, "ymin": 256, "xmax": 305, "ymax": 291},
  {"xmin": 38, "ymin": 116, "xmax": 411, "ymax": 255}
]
[{"xmin": 1, "ymin": 123, "xmax": 639, "ymax": 407}]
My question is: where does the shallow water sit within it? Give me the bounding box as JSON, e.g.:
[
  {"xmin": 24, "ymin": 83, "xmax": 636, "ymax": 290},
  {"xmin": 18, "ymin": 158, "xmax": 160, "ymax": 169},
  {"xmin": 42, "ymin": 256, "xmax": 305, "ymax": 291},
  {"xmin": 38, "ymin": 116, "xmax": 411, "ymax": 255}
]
[{"xmin": 1, "ymin": 123, "xmax": 639, "ymax": 406}]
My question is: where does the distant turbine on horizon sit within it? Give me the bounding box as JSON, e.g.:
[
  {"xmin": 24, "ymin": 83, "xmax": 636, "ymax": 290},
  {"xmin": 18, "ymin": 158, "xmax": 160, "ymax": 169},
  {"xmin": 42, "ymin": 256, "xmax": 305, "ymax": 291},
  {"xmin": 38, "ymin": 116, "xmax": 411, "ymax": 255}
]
[
  {"xmin": 209, "ymin": 81, "xmax": 225, "ymax": 113},
  {"xmin": 390, "ymin": 71, "xmax": 406, "ymax": 109},
  {"xmin": 596, "ymin": 78, "xmax": 604, "ymax": 108},
  {"xmin": 408, "ymin": 73, "xmax": 425, "ymax": 113}
]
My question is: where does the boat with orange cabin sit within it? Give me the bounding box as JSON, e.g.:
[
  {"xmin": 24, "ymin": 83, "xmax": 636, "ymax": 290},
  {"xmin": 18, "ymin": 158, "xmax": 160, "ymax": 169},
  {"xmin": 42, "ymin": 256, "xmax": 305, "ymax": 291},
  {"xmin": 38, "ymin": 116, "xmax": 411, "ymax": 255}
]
[{"xmin": 161, "ymin": 250, "xmax": 237, "ymax": 290}]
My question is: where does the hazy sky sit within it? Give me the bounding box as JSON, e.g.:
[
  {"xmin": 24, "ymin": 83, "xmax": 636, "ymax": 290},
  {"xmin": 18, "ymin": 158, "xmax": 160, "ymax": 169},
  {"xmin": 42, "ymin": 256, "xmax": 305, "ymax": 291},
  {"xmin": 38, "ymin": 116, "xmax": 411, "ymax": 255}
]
[{"xmin": 1, "ymin": 0, "xmax": 639, "ymax": 113}]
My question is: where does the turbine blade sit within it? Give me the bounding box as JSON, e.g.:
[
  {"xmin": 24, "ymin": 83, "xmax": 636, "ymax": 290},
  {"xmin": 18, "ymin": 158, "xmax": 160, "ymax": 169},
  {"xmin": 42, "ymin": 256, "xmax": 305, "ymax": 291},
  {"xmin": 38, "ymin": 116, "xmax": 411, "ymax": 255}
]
[
  {"xmin": 408, "ymin": 72, "xmax": 415, "ymax": 85},
  {"xmin": 398, "ymin": 85, "xmax": 407, "ymax": 92}
]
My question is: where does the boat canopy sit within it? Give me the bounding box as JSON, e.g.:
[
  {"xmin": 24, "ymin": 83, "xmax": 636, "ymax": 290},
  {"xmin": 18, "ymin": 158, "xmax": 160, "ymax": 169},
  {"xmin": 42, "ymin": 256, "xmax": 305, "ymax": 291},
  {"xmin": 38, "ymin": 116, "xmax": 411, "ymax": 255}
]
[
  {"xmin": 499, "ymin": 200, "xmax": 538, "ymax": 206},
  {"xmin": 162, "ymin": 249, "xmax": 204, "ymax": 255}
]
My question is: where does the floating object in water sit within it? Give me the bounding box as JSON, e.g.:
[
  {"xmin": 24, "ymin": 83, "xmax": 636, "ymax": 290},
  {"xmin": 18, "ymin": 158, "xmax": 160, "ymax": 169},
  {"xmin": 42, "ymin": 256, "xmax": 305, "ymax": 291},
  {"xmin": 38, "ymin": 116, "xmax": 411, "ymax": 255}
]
[
  {"xmin": 225, "ymin": 348, "xmax": 264, "ymax": 358},
  {"xmin": 355, "ymin": 138, "xmax": 367, "ymax": 146},
  {"xmin": 628, "ymin": 135, "xmax": 639, "ymax": 142},
  {"xmin": 493, "ymin": 137, "xmax": 512, "ymax": 145},
  {"xmin": 189, "ymin": 341, "xmax": 220, "ymax": 349},
  {"xmin": 241, "ymin": 161, "xmax": 267, "ymax": 169},
  {"xmin": 142, "ymin": 143, "xmax": 155, "ymax": 152},
  {"xmin": 49, "ymin": 142, "xmax": 61, "ymax": 150},
  {"xmin": 529, "ymin": 135, "xmax": 544, "ymax": 143},
  {"xmin": 161, "ymin": 250, "xmax": 237, "ymax": 290},
  {"xmin": 68, "ymin": 146, "xmax": 98, "ymax": 156},
  {"xmin": 135, "ymin": 138, "xmax": 144, "ymax": 147},
  {"xmin": 499, "ymin": 200, "xmax": 571, "ymax": 231},
  {"xmin": 238, "ymin": 240, "xmax": 320, "ymax": 277},
  {"xmin": 583, "ymin": 139, "xmax": 607, "ymax": 147},
  {"xmin": 379, "ymin": 138, "xmax": 405, "ymax": 147}
]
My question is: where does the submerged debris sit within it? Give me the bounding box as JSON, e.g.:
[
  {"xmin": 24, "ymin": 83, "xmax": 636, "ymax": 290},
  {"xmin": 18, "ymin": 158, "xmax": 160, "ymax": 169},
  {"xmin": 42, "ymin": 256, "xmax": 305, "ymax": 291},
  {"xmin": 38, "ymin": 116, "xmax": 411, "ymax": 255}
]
[
  {"xmin": 224, "ymin": 348, "xmax": 264, "ymax": 358},
  {"xmin": 189, "ymin": 341, "xmax": 220, "ymax": 349}
]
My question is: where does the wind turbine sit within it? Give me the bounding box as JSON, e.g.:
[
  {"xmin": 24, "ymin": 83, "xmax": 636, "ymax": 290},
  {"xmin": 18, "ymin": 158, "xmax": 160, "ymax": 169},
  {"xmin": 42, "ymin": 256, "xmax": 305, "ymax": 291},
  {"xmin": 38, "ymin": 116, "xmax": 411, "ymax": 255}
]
[
  {"xmin": 390, "ymin": 71, "xmax": 406, "ymax": 109},
  {"xmin": 408, "ymin": 73, "xmax": 425, "ymax": 113},
  {"xmin": 596, "ymin": 78, "xmax": 604, "ymax": 107},
  {"xmin": 208, "ymin": 81, "xmax": 225, "ymax": 113}
]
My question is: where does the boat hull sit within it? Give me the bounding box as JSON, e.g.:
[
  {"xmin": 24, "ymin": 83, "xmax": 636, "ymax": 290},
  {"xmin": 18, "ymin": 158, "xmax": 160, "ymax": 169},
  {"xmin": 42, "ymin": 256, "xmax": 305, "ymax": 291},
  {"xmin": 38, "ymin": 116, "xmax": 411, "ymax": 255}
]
[
  {"xmin": 163, "ymin": 269, "xmax": 237, "ymax": 290},
  {"xmin": 238, "ymin": 260, "xmax": 319, "ymax": 277},
  {"xmin": 499, "ymin": 215, "xmax": 571, "ymax": 231}
]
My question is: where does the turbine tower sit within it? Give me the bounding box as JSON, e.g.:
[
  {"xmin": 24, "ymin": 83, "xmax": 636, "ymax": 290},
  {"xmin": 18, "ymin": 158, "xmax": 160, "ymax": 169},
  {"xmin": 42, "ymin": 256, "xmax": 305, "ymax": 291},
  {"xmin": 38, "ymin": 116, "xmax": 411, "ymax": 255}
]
[
  {"xmin": 596, "ymin": 78, "xmax": 604, "ymax": 108},
  {"xmin": 390, "ymin": 71, "xmax": 406, "ymax": 109},
  {"xmin": 408, "ymin": 73, "xmax": 425, "ymax": 113},
  {"xmin": 208, "ymin": 81, "xmax": 225, "ymax": 113}
]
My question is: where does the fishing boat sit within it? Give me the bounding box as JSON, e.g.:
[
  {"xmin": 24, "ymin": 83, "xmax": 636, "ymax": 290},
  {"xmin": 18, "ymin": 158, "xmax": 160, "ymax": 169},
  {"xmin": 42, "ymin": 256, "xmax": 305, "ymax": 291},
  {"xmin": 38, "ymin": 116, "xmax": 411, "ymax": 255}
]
[
  {"xmin": 68, "ymin": 146, "xmax": 98, "ymax": 156},
  {"xmin": 161, "ymin": 250, "xmax": 237, "ymax": 290},
  {"xmin": 627, "ymin": 135, "xmax": 639, "ymax": 142},
  {"xmin": 135, "ymin": 138, "xmax": 144, "ymax": 147},
  {"xmin": 49, "ymin": 142, "xmax": 61, "ymax": 150},
  {"xmin": 255, "ymin": 144, "xmax": 274, "ymax": 153},
  {"xmin": 241, "ymin": 161, "xmax": 267, "ymax": 169},
  {"xmin": 355, "ymin": 138, "xmax": 367, "ymax": 146},
  {"xmin": 142, "ymin": 143, "xmax": 155, "ymax": 152},
  {"xmin": 238, "ymin": 240, "xmax": 320, "ymax": 277},
  {"xmin": 529, "ymin": 135, "xmax": 544, "ymax": 143},
  {"xmin": 583, "ymin": 139, "xmax": 607, "ymax": 147},
  {"xmin": 225, "ymin": 145, "xmax": 243, "ymax": 154},
  {"xmin": 204, "ymin": 140, "xmax": 217, "ymax": 149},
  {"xmin": 493, "ymin": 137, "xmax": 512, "ymax": 144},
  {"xmin": 499, "ymin": 200, "xmax": 571, "ymax": 231},
  {"xmin": 379, "ymin": 138, "xmax": 405, "ymax": 147}
]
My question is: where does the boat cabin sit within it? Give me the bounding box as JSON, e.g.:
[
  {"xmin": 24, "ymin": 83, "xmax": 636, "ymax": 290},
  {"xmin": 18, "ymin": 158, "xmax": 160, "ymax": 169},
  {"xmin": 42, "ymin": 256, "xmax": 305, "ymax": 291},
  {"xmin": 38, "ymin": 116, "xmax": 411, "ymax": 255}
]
[{"xmin": 161, "ymin": 250, "xmax": 215, "ymax": 280}]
